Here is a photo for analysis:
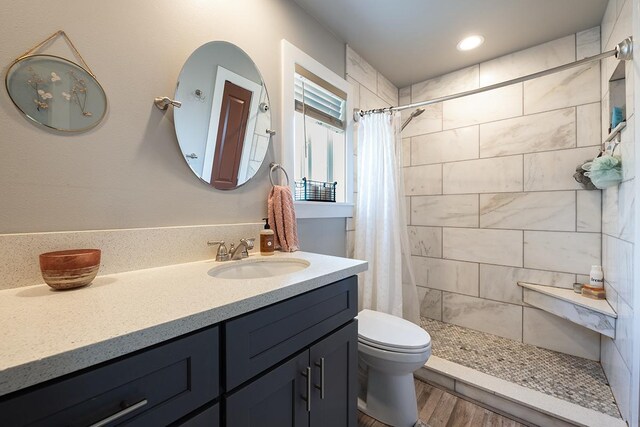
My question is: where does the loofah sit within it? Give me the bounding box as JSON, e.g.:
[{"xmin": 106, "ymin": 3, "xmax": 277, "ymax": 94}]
[{"xmin": 585, "ymin": 155, "xmax": 622, "ymax": 189}]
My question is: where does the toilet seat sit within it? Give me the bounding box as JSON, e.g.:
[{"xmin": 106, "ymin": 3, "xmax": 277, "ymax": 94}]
[
  {"xmin": 357, "ymin": 309, "xmax": 431, "ymax": 353},
  {"xmin": 359, "ymin": 336, "xmax": 431, "ymax": 354}
]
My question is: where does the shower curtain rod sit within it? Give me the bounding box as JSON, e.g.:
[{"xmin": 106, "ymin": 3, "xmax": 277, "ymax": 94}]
[{"xmin": 354, "ymin": 36, "xmax": 633, "ymax": 120}]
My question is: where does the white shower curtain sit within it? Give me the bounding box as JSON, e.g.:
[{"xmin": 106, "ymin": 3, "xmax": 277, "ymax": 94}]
[{"xmin": 355, "ymin": 112, "xmax": 419, "ymax": 324}]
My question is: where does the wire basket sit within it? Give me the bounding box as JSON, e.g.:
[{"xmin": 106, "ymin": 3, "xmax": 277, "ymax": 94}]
[{"xmin": 295, "ymin": 178, "xmax": 337, "ymax": 202}]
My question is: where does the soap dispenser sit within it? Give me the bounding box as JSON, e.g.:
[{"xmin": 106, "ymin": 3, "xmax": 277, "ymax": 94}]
[{"xmin": 260, "ymin": 218, "xmax": 275, "ymax": 255}]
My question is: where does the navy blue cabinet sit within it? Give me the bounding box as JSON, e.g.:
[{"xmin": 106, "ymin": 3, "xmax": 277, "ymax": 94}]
[
  {"xmin": 309, "ymin": 322, "xmax": 357, "ymax": 427},
  {"xmin": 226, "ymin": 351, "xmax": 311, "ymax": 427},
  {"xmin": 0, "ymin": 276, "xmax": 357, "ymax": 427},
  {"xmin": 223, "ymin": 275, "xmax": 358, "ymax": 427},
  {"xmin": 173, "ymin": 403, "xmax": 220, "ymax": 427},
  {"xmin": 0, "ymin": 327, "xmax": 220, "ymax": 427},
  {"xmin": 225, "ymin": 321, "xmax": 357, "ymax": 427}
]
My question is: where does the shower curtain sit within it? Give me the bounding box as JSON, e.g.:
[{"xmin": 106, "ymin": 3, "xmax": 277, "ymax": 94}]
[{"xmin": 355, "ymin": 112, "xmax": 419, "ymax": 324}]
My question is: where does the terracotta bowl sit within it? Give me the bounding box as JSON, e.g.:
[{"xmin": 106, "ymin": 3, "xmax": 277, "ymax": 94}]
[{"xmin": 39, "ymin": 249, "xmax": 101, "ymax": 290}]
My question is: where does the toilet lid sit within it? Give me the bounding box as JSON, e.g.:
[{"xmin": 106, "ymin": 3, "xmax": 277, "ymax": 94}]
[{"xmin": 357, "ymin": 309, "xmax": 431, "ymax": 351}]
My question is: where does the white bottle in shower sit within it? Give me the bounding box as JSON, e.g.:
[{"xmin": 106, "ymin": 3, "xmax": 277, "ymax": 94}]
[{"xmin": 589, "ymin": 265, "xmax": 604, "ymax": 289}]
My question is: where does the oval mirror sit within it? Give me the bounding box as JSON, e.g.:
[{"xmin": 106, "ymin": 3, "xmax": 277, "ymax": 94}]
[
  {"xmin": 174, "ymin": 41, "xmax": 271, "ymax": 190},
  {"xmin": 5, "ymin": 55, "xmax": 107, "ymax": 132}
]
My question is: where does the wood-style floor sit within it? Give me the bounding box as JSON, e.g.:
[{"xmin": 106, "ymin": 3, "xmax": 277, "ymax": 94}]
[{"xmin": 357, "ymin": 380, "xmax": 528, "ymax": 427}]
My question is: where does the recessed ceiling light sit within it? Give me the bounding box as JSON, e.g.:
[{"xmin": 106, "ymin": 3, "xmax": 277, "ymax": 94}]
[{"xmin": 457, "ymin": 35, "xmax": 484, "ymax": 51}]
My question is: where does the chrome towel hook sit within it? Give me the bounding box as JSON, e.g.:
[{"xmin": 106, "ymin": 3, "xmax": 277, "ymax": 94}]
[{"xmin": 269, "ymin": 163, "xmax": 290, "ymax": 186}]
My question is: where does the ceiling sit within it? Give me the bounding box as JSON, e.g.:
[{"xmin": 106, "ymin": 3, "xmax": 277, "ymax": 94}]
[{"xmin": 293, "ymin": 0, "xmax": 608, "ymax": 88}]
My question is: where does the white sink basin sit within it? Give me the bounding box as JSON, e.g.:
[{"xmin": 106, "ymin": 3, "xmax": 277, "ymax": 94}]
[{"xmin": 208, "ymin": 257, "xmax": 310, "ymax": 280}]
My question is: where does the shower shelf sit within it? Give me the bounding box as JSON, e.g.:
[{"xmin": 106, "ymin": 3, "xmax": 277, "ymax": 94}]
[
  {"xmin": 605, "ymin": 121, "xmax": 627, "ymax": 143},
  {"xmin": 518, "ymin": 282, "xmax": 617, "ymax": 338}
]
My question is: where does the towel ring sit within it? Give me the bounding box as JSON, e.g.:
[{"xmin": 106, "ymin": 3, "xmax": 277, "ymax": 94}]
[{"xmin": 269, "ymin": 162, "xmax": 290, "ymax": 186}]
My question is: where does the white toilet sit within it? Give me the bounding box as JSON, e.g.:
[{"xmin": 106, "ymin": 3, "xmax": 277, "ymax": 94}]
[{"xmin": 357, "ymin": 309, "xmax": 432, "ymax": 427}]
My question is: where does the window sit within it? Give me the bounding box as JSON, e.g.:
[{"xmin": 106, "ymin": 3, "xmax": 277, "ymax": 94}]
[
  {"xmin": 281, "ymin": 40, "xmax": 354, "ymax": 218},
  {"xmin": 294, "ymin": 66, "xmax": 347, "ymax": 202}
]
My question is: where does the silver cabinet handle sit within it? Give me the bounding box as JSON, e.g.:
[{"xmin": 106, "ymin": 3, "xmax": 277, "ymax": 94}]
[
  {"xmin": 88, "ymin": 399, "xmax": 148, "ymax": 427},
  {"xmin": 301, "ymin": 367, "xmax": 311, "ymax": 412},
  {"xmin": 314, "ymin": 358, "xmax": 325, "ymax": 399}
]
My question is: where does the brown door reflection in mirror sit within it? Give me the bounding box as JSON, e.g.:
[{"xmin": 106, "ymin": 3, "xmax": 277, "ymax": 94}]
[{"xmin": 211, "ymin": 81, "xmax": 253, "ymax": 189}]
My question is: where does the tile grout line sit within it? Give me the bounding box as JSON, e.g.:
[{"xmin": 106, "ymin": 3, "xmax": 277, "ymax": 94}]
[
  {"xmin": 521, "ymin": 81, "xmax": 525, "ymax": 116},
  {"xmin": 575, "ymin": 190, "xmax": 578, "ymax": 232},
  {"xmin": 441, "ymin": 225, "xmax": 444, "ymax": 261},
  {"xmin": 406, "ymin": 188, "xmax": 598, "ymax": 196},
  {"xmin": 411, "ymin": 253, "xmax": 591, "ymax": 277},
  {"xmin": 408, "ymin": 224, "xmax": 602, "ymax": 236},
  {"xmin": 404, "ymin": 144, "xmax": 601, "ymax": 169},
  {"xmin": 477, "ymin": 193, "xmax": 481, "ymax": 229},
  {"xmin": 477, "ymin": 262, "xmax": 480, "ymax": 297},
  {"xmin": 521, "ymin": 303, "xmax": 524, "ymax": 343},
  {"xmin": 416, "ymin": 284, "xmax": 564, "ymax": 310},
  {"xmin": 406, "ymin": 102, "xmax": 601, "ymax": 139},
  {"xmin": 522, "ymin": 229, "xmax": 525, "ymax": 270}
]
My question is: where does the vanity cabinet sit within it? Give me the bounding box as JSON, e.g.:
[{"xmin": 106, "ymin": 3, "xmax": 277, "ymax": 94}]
[
  {"xmin": 226, "ymin": 322, "xmax": 357, "ymax": 427},
  {"xmin": 225, "ymin": 276, "xmax": 358, "ymax": 427},
  {"xmin": 0, "ymin": 327, "xmax": 220, "ymax": 427},
  {"xmin": 0, "ymin": 276, "xmax": 358, "ymax": 427}
]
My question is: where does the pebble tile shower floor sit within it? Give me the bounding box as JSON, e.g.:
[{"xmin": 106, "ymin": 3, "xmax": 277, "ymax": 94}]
[{"xmin": 420, "ymin": 317, "xmax": 621, "ymax": 418}]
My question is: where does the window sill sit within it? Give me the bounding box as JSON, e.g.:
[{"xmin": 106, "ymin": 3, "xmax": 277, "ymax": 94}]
[{"xmin": 294, "ymin": 201, "xmax": 354, "ymax": 219}]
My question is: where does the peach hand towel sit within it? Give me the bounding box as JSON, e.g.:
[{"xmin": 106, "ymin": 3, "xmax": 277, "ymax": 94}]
[{"xmin": 268, "ymin": 185, "xmax": 299, "ymax": 252}]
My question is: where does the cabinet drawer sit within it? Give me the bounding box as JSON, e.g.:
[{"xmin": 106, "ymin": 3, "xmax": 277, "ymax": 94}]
[
  {"xmin": 225, "ymin": 276, "xmax": 357, "ymax": 390},
  {"xmin": 0, "ymin": 326, "xmax": 219, "ymax": 427}
]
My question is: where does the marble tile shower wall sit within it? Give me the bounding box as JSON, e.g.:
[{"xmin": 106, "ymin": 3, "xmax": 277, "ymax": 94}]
[
  {"xmin": 400, "ymin": 29, "xmax": 605, "ymax": 362},
  {"xmin": 599, "ymin": 0, "xmax": 635, "ymax": 422}
]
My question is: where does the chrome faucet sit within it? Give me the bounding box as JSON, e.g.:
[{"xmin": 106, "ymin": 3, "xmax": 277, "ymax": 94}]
[{"xmin": 229, "ymin": 238, "xmax": 255, "ymax": 260}]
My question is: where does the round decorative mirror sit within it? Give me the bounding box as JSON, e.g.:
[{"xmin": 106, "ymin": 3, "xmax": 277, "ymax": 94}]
[{"xmin": 174, "ymin": 41, "xmax": 271, "ymax": 190}]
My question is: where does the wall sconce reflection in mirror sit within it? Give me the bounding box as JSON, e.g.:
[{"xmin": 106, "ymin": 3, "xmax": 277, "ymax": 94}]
[{"xmin": 154, "ymin": 96, "xmax": 182, "ymax": 110}]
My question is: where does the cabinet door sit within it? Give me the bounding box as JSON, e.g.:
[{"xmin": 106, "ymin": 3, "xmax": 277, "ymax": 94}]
[
  {"xmin": 309, "ymin": 321, "xmax": 357, "ymax": 427},
  {"xmin": 226, "ymin": 351, "xmax": 310, "ymax": 427},
  {"xmin": 172, "ymin": 402, "xmax": 219, "ymax": 427}
]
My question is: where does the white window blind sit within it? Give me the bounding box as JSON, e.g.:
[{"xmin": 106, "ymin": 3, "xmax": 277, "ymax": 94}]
[{"xmin": 294, "ymin": 65, "xmax": 346, "ymax": 130}]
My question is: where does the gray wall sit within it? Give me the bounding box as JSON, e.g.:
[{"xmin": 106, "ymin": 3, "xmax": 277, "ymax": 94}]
[
  {"xmin": 298, "ymin": 218, "xmax": 347, "ymax": 256},
  {"xmin": 0, "ymin": 0, "xmax": 346, "ymax": 254}
]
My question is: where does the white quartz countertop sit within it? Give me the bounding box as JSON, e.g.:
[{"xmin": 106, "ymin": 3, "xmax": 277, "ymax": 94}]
[{"xmin": 0, "ymin": 251, "xmax": 367, "ymax": 397}]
